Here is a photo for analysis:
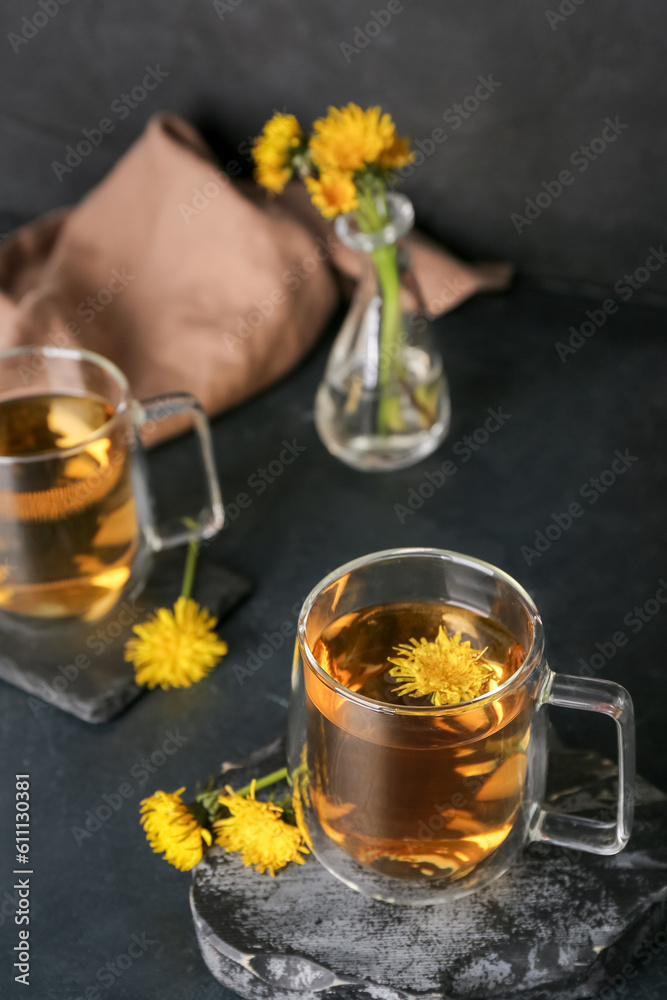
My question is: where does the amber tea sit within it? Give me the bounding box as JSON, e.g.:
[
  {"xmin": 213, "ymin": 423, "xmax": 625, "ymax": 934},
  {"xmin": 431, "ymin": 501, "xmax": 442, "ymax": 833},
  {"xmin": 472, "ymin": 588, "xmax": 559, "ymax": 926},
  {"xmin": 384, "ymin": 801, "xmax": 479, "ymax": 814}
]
[
  {"xmin": 306, "ymin": 601, "xmax": 529, "ymax": 882},
  {"xmin": 0, "ymin": 392, "xmax": 139, "ymax": 620}
]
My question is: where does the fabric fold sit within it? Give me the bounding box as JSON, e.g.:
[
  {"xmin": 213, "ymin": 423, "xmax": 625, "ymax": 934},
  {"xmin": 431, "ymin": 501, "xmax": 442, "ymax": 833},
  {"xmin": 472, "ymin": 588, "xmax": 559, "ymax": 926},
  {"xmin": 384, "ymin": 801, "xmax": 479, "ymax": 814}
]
[{"xmin": 0, "ymin": 114, "xmax": 512, "ymax": 429}]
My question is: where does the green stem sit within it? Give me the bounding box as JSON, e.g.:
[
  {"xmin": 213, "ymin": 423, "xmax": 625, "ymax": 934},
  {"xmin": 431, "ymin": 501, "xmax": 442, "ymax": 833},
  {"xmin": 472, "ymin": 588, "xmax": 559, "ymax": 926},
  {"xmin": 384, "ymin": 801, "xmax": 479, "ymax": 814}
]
[
  {"xmin": 180, "ymin": 519, "xmax": 200, "ymax": 601},
  {"xmin": 234, "ymin": 766, "xmax": 288, "ymax": 797},
  {"xmin": 373, "ymin": 242, "xmax": 403, "ymax": 434},
  {"xmin": 354, "ymin": 188, "xmax": 403, "ymax": 436}
]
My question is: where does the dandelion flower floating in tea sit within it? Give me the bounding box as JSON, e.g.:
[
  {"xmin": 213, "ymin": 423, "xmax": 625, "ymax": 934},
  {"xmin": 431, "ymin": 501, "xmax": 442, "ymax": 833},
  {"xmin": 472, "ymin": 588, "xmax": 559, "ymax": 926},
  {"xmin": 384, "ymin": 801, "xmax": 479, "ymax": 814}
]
[
  {"xmin": 388, "ymin": 626, "xmax": 492, "ymax": 705},
  {"xmin": 140, "ymin": 787, "xmax": 212, "ymax": 872},
  {"xmin": 214, "ymin": 779, "xmax": 310, "ymax": 876}
]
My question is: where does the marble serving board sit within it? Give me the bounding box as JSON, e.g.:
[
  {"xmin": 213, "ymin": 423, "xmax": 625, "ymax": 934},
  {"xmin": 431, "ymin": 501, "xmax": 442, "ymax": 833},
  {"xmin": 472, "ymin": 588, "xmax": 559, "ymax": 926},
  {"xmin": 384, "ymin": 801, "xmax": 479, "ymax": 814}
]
[{"xmin": 191, "ymin": 739, "xmax": 667, "ymax": 1000}]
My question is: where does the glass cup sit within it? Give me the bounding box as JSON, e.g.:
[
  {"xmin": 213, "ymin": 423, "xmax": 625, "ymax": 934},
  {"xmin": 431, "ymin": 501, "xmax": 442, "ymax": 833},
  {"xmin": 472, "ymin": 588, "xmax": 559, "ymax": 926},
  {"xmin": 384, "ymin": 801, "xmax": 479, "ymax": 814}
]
[
  {"xmin": 288, "ymin": 548, "xmax": 635, "ymax": 905},
  {"xmin": 0, "ymin": 345, "xmax": 224, "ymax": 626}
]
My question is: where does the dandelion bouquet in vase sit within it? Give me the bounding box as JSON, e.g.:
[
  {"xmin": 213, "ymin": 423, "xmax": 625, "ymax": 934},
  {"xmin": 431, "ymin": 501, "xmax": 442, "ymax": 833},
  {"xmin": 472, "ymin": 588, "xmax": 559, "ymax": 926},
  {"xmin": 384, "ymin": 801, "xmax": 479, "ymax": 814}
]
[{"xmin": 253, "ymin": 104, "xmax": 451, "ymax": 472}]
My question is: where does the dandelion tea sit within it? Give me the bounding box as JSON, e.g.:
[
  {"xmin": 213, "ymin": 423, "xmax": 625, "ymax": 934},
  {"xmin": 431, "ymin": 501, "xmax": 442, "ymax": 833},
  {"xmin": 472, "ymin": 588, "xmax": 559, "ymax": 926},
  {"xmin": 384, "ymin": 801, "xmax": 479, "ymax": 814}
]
[
  {"xmin": 306, "ymin": 601, "xmax": 529, "ymax": 882},
  {"xmin": 0, "ymin": 392, "xmax": 138, "ymax": 620}
]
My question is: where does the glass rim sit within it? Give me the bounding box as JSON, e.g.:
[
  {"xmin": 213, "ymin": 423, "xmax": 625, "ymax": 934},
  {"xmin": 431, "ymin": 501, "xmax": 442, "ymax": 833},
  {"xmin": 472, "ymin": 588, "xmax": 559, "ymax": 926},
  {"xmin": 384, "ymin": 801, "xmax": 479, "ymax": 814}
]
[
  {"xmin": 334, "ymin": 191, "xmax": 414, "ymax": 253},
  {"xmin": 0, "ymin": 345, "xmax": 130, "ymax": 464},
  {"xmin": 297, "ymin": 547, "xmax": 545, "ymax": 716}
]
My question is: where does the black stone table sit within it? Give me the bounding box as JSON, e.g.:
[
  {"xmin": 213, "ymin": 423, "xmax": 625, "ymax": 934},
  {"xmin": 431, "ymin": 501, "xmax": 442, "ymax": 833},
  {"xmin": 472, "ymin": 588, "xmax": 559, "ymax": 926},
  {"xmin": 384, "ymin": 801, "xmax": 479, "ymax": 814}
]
[{"xmin": 0, "ymin": 279, "xmax": 665, "ymax": 999}]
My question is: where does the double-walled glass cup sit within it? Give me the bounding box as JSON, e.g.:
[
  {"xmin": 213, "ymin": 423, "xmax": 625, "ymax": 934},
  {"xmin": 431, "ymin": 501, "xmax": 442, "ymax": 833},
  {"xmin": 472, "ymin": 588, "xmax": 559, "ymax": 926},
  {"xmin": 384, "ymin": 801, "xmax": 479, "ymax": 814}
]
[
  {"xmin": 288, "ymin": 549, "xmax": 635, "ymax": 905},
  {"xmin": 0, "ymin": 346, "xmax": 224, "ymax": 627}
]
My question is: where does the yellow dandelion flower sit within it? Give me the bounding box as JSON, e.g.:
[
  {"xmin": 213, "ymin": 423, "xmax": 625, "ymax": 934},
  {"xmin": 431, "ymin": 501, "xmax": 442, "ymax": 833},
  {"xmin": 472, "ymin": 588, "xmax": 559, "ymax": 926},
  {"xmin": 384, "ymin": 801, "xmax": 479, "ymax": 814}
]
[
  {"xmin": 252, "ymin": 112, "xmax": 303, "ymax": 193},
  {"xmin": 378, "ymin": 135, "xmax": 416, "ymax": 170},
  {"xmin": 140, "ymin": 788, "xmax": 212, "ymax": 872},
  {"xmin": 125, "ymin": 596, "xmax": 228, "ymax": 690},
  {"xmin": 292, "ymin": 781, "xmax": 313, "ymax": 850},
  {"xmin": 214, "ymin": 780, "xmax": 309, "ymax": 876},
  {"xmin": 305, "ymin": 170, "xmax": 358, "ymax": 218},
  {"xmin": 309, "ymin": 103, "xmax": 409, "ymax": 173},
  {"xmin": 388, "ymin": 626, "xmax": 492, "ymax": 706}
]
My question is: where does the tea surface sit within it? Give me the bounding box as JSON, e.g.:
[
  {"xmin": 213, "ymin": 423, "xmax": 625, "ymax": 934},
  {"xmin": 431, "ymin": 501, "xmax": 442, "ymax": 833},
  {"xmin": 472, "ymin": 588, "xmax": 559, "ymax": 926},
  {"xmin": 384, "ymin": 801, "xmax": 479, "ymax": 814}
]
[
  {"xmin": 313, "ymin": 601, "xmax": 522, "ymax": 706},
  {"xmin": 0, "ymin": 392, "xmax": 113, "ymax": 457}
]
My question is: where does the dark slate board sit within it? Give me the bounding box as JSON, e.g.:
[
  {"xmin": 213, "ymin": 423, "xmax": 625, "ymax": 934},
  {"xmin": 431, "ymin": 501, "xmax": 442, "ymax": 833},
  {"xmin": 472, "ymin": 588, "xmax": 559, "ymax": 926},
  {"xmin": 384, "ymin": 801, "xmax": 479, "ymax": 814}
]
[
  {"xmin": 191, "ymin": 741, "xmax": 667, "ymax": 1000},
  {"xmin": 0, "ymin": 551, "xmax": 251, "ymax": 723}
]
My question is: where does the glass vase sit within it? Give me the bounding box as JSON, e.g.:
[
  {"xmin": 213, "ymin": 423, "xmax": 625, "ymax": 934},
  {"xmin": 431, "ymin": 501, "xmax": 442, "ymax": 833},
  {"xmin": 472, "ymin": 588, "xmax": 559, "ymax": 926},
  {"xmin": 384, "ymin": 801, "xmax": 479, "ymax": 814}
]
[{"xmin": 314, "ymin": 193, "xmax": 450, "ymax": 472}]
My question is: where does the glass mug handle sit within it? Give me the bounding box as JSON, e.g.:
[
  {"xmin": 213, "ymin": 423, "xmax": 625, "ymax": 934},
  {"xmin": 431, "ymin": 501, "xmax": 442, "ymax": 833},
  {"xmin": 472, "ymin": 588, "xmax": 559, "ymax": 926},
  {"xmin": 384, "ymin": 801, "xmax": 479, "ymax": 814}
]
[
  {"xmin": 535, "ymin": 671, "xmax": 635, "ymax": 855},
  {"xmin": 132, "ymin": 393, "xmax": 225, "ymax": 550}
]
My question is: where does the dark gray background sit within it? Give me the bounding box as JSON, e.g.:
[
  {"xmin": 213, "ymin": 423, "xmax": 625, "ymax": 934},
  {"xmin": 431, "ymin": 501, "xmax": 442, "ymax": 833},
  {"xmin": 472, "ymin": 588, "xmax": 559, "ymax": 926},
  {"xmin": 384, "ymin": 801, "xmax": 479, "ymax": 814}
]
[{"xmin": 1, "ymin": 0, "xmax": 666, "ymax": 298}]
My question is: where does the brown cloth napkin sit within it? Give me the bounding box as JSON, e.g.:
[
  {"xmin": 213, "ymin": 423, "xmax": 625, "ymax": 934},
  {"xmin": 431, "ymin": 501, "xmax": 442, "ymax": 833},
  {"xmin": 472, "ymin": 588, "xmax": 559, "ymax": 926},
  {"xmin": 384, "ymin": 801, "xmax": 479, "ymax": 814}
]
[{"xmin": 0, "ymin": 114, "xmax": 512, "ymax": 423}]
